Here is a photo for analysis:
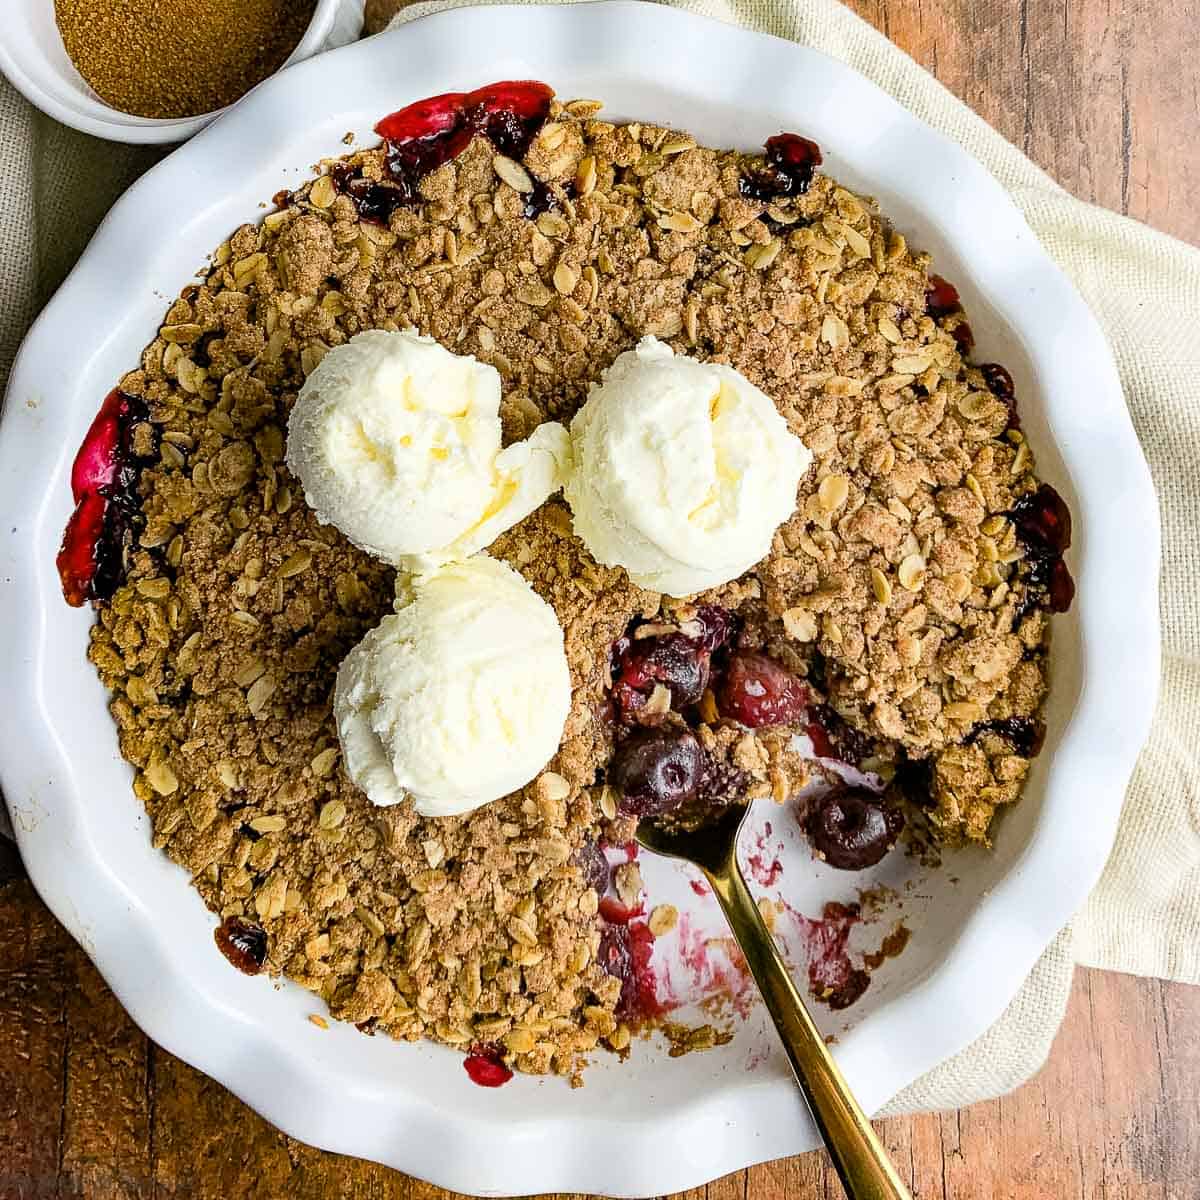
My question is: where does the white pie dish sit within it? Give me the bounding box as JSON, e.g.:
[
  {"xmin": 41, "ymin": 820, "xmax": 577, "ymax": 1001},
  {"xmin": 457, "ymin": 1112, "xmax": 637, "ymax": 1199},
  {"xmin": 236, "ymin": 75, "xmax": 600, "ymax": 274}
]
[{"xmin": 0, "ymin": 2, "xmax": 1160, "ymax": 1195}]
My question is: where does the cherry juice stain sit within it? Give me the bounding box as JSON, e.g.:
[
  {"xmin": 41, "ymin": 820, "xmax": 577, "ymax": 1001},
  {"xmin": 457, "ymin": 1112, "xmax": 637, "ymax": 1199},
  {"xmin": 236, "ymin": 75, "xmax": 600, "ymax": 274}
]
[
  {"xmin": 782, "ymin": 900, "xmax": 870, "ymax": 1010},
  {"xmin": 58, "ymin": 388, "xmax": 155, "ymax": 607},
  {"xmin": 463, "ymin": 1042, "xmax": 513, "ymax": 1087},
  {"xmin": 334, "ymin": 81, "xmax": 554, "ymax": 225},
  {"xmin": 746, "ymin": 820, "xmax": 784, "ymax": 888},
  {"xmin": 672, "ymin": 913, "xmax": 755, "ymax": 1019}
]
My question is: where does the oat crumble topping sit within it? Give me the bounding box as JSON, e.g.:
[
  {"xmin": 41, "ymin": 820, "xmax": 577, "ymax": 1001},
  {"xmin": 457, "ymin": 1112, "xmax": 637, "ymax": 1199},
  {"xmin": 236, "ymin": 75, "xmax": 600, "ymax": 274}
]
[{"xmin": 80, "ymin": 95, "xmax": 1056, "ymax": 1079}]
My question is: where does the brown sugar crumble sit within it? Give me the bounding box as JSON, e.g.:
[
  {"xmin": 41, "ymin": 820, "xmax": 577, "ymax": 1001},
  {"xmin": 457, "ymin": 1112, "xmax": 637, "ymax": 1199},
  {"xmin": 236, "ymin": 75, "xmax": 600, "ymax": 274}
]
[
  {"xmin": 54, "ymin": 0, "xmax": 317, "ymax": 119},
  {"xmin": 80, "ymin": 96, "xmax": 1058, "ymax": 1079}
]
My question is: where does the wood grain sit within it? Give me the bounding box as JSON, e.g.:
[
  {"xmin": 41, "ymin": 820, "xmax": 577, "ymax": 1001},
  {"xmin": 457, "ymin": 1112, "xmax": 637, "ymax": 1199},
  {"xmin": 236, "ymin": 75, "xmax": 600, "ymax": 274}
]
[
  {"xmin": 3, "ymin": 865, "xmax": 1198, "ymax": 1199},
  {"xmin": 2, "ymin": 0, "xmax": 1198, "ymax": 1197}
]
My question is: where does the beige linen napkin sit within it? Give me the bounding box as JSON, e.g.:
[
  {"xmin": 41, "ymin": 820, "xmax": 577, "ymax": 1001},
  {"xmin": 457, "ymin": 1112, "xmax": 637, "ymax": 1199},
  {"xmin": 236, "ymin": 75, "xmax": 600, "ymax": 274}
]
[{"xmin": 2, "ymin": 0, "xmax": 1197, "ymax": 1115}]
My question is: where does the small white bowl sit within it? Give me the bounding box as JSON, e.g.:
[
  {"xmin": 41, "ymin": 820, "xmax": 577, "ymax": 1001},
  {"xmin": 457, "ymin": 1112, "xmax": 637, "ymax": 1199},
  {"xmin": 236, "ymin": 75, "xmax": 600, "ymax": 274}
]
[{"xmin": 0, "ymin": 0, "xmax": 365, "ymax": 144}]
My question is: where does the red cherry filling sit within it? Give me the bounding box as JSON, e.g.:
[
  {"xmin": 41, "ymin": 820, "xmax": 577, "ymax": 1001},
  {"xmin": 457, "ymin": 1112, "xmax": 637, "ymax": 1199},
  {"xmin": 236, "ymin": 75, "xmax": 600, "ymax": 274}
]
[
  {"xmin": 980, "ymin": 362, "xmax": 1019, "ymax": 429},
  {"xmin": 598, "ymin": 920, "xmax": 662, "ymax": 1020},
  {"xmin": 463, "ymin": 81, "xmax": 555, "ymax": 160},
  {"xmin": 716, "ymin": 651, "xmax": 808, "ymax": 729},
  {"xmin": 969, "ymin": 716, "xmax": 1046, "ymax": 758},
  {"xmin": 373, "ymin": 89, "xmax": 469, "ymax": 143},
  {"xmin": 58, "ymin": 388, "xmax": 154, "ymax": 607},
  {"xmin": 805, "ymin": 788, "xmax": 903, "ymax": 871},
  {"xmin": 598, "ymin": 895, "xmax": 644, "ymax": 925},
  {"xmin": 573, "ymin": 839, "xmax": 611, "ymax": 894},
  {"xmin": 611, "ymin": 632, "xmax": 710, "ymax": 721},
  {"xmin": 463, "ymin": 1042, "xmax": 513, "ymax": 1087},
  {"xmin": 1010, "ymin": 483, "xmax": 1075, "ymax": 616},
  {"xmin": 1011, "ymin": 482, "xmax": 1071, "ymax": 554},
  {"xmin": 806, "ymin": 703, "xmax": 874, "ymax": 766},
  {"xmin": 337, "ymin": 81, "xmax": 555, "ymax": 224},
  {"xmin": 609, "ymin": 728, "xmax": 704, "ymax": 816},
  {"xmin": 610, "ymin": 607, "xmax": 735, "ymax": 724},
  {"xmin": 739, "ymin": 133, "xmax": 824, "ymax": 201},
  {"xmin": 925, "ymin": 273, "xmax": 961, "ymax": 318},
  {"xmin": 214, "ymin": 915, "xmax": 269, "ymax": 975}
]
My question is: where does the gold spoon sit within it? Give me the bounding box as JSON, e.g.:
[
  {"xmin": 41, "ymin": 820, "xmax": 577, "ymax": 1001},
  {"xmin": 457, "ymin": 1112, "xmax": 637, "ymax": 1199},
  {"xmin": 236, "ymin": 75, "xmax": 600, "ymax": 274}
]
[{"xmin": 636, "ymin": 802, "xmax": 913, "ymax": 1200}]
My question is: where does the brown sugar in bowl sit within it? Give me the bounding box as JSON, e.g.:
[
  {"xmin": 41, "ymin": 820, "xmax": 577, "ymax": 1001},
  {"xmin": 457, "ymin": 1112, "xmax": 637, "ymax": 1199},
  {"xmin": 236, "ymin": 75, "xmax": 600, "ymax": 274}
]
[{"xmin": 0, "ymin": 0, "xmax": 363, "ymax": 143}]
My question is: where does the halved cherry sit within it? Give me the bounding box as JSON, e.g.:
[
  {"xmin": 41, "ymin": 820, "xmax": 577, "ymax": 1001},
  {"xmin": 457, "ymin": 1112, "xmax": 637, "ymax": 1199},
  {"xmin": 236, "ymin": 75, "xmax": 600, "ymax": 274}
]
[
  {"xmin": 57, "ymin": 491, "xmax": 108, "ymax": 608},
  {"xmin": 70, "ymin": 387, "xmax": 126, "ymax": 500},
  {"xmin": 466, "ymin": 80, "xmax": 555, "ymax": 122},
  {"xmin": 374, "ymin": 90, "xmax": 468, "ymax": 142},
  {"xmin": 716, "ymin": 651, "xmax": 808, "ymax": 729}
]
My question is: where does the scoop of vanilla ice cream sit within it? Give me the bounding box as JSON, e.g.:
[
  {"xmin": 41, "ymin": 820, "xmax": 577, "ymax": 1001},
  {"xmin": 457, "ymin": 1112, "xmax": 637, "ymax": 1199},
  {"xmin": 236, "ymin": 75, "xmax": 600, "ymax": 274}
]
[
  {"xmin": 285, "ymin": 329, "xmax": 569, "ymax": 565},
  {"xmin": 563, "ymin": 337, "xmax": 812, "ymax": 596},
  {"xmin": 333, "ymin": 555, "xmax": 571, "ymax": 817}
]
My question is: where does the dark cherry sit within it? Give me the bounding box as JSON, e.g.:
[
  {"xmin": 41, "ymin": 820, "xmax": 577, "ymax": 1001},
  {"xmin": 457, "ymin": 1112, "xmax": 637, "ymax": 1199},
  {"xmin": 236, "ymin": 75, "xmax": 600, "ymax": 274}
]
[
  {"xmin": 691, "ymin": 604, "xmax": 736, "ymax": 652},
  {"xmin": 806, "ymin": 703, "xmax": 874, "ymax": 767},
  {"xmin": 697, "ymin": 756, "xmax": 752, "ymax": 808},
  {"xmin": 1009, "ymin": 483, "xmax": 1075, "ymax": 616},
  {"xmin": 716, "ymin": 651, "xmax": 808, "ymax": 729},
  {"xmin": 214, "ymin": 916, "xmax": 268, "ymax": 975},
  {"xmin": 608, "ymin": 607, "xmax": 732, "ymax": 723},
  {"xmin": 573, "ymin": 839, "xmax": 610, "ymax": 894},
  {"xmin": 1011, "ymin": 483, "xmax": 1072, "ymax": 554},
  {"xmin": 611, "ymin": 632, "xmax": 709, "ymax": 721},
  {"xmin": 969, "ymin": 716, "xmax": 1046, "ymax": 758},
  {"xmin": 598, "ymin": 922, "xmax": 634, "ymax": 994},
  {"xmin": 608, "ymin": 728, "xmax": 704, "ymax": 816},
  {"xmin": 980, "ymin": 362, "xmax": 1019, "ymax": 429},
  {"xmin": 523, "ymin": 178, "xmax": 576, "ymax": 219},
  {"xmin": 925, "ymin": 273, "xmax": 961, "ymax": 318},
  {"xmin": 339, "ymin": 82, "xmax": 555, "ymax": 224},
  {"xmin": 806, "ymin": 788, "xmax": 903, "ymax": 871},
  {"xmin": 58, "ymin": 388, "xmax": 154, "ymax": 607},
  {"xmin": 739, "ymin": 132, "xmax": 824, "ymax": 201},
  {"xmin": 952, "ymin": 321, "xmax": 975, "ymax": 354},
  {"xmin": 1019, "ymin": 554, "xmax": 1075, "ymax": 615},
  {"xmin": 463, "ymin": 1042, "xmax": 513, "ymax": 1087},
  {"xmin": 330, "ymin": 164, "xmax": 411, "ymax": 225},
  {"xmin": 1044, "ymin": 556, "xmax": 1075, "ymax": 612}
]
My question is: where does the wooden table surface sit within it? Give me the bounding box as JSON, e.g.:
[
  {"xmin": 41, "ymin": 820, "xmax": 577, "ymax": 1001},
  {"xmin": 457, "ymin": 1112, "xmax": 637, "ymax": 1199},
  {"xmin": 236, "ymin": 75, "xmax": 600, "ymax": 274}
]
[{"xmin": 3, "ymin": 1, "xmax": 1198, "ymax": 1197}]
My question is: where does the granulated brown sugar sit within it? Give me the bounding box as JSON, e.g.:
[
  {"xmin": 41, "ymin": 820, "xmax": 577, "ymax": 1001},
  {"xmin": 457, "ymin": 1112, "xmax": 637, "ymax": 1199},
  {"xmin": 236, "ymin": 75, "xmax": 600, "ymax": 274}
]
[
  {"xmin": 54, "ymin": 0, "xmax": 317, "ymax": 119},
  {"xmin": 78, "ymin": 97, "xmax": 1057, "ymax": 1077}
]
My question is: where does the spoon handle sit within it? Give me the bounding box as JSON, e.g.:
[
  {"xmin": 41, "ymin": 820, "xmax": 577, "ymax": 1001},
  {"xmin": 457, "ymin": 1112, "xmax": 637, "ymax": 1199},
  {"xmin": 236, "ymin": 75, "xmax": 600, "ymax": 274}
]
[{"xmin": 703, "ymin": 856, "xmax": 913, "ymax": 1200}]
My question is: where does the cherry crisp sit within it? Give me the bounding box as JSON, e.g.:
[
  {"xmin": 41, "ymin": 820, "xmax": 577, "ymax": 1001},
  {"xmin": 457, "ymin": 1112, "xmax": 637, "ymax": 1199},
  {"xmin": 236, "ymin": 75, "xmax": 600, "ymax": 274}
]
[{"xmin": 64, "ymin": 84, "xmax": 1069, "ymax": 1082}]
